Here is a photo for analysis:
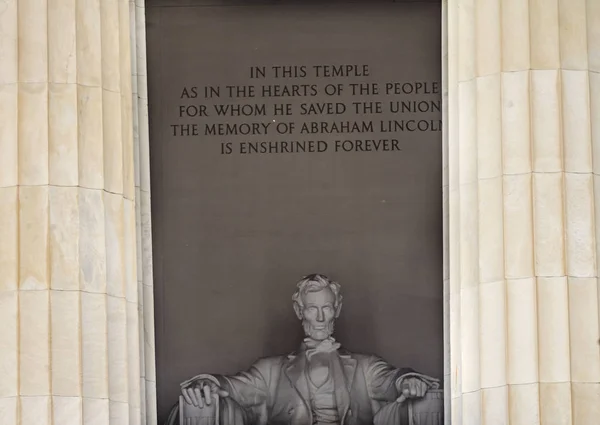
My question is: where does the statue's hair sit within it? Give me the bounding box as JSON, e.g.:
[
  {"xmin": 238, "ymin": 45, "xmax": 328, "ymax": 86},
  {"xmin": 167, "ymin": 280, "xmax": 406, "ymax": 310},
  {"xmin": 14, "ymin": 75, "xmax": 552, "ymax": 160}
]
[{"xmin": 292, "ymin": 274, "xmax": 342, "ymax": 308}]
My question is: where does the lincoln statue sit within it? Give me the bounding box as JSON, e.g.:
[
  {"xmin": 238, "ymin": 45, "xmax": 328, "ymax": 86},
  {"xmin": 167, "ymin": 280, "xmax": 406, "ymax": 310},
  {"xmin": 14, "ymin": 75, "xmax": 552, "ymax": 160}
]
[{"xmin": 166, "ymin": 274, "xmax": 441, "ymax": 425}]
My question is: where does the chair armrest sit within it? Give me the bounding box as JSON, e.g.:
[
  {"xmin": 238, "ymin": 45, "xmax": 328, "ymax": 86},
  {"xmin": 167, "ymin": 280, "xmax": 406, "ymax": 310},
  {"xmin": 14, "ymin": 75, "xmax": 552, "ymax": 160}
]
[{"xmin": 179, "ymin": 394, "xmax": 220, "ymax": 425}]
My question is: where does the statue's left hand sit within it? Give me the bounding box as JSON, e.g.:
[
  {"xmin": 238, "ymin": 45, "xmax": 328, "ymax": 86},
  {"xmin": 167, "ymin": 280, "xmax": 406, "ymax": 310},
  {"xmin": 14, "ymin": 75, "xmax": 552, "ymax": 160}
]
[{"xmin": 395, "ymin": 377, "xmax": 429, "ymax": 404}]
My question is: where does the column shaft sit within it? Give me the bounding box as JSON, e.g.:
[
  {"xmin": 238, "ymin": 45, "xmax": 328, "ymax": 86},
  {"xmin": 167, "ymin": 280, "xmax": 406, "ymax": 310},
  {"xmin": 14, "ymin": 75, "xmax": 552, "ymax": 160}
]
[
  {"xmin": 0, "ymin": 0, "xmax": 147, "ymax": 423},
  {"xmin": 447, "ymin": 0, "xmax": 600, "ymax": 423}
]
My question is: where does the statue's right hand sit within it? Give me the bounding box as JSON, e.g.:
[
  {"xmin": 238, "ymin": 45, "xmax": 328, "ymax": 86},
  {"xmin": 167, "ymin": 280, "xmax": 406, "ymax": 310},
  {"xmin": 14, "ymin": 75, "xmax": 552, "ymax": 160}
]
[{"xmin": 181, "ymin": 379, "xmax": 229, "ymax": 408}]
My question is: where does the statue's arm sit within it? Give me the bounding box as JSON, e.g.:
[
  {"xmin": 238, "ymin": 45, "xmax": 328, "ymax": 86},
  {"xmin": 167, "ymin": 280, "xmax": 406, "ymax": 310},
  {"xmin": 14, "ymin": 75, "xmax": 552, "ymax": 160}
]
[
  {"xmin": 363, "ymin": 356, "xmax": 413, "ymax": 402},
  {"xmin": 363, "ymin": 356, "xmax": 440, "ymax": 402},
  {"xmin": 188, "ymin": 358, "xmax": 273, "ymax": 409}
]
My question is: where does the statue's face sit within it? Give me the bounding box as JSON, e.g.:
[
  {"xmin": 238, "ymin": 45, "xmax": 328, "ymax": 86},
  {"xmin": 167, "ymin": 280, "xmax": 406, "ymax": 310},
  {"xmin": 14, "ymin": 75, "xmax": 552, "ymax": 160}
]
[{"xmin": 298, "ymin": 287, "xmax": 337, "ymax": 341}]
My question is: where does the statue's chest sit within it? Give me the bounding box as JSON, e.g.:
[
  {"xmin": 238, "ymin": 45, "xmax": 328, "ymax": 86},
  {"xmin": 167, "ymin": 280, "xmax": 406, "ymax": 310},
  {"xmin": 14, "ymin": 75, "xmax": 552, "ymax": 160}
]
[{"xmin": 307, "ymin": 354, "xmax": 331, "ymax": 388}]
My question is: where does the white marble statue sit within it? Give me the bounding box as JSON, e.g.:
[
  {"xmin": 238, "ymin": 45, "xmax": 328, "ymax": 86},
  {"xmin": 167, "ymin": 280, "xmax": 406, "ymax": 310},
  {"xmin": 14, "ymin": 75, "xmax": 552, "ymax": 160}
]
[{"xmin": 166, "ymin": 274, "xmax": 441, "ymax": 425}]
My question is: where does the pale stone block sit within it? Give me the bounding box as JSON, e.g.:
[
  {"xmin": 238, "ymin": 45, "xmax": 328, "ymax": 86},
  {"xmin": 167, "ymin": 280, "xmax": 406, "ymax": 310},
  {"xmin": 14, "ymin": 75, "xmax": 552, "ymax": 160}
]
[
  {"xmin": 49, "ymin": 83, "xmax": 78, "ymax": 186},
  {"xmin": 138, "ymin": 301, "xmax": 145, "ymax": 378},
  {"xmin": 461, "ymin": 390, "xmax": 481, "ymax": 425},
  {"xmin": 19, "ymin": 186, "xmax": 49, "ymax": 290},
  {"xmin": 476, "ymin": 74, "xmax": 502, "ymax": 180},
  {"xmin": 503, "ymin": 174, "xmax": 534, "ymax": 279},
  {"xmin": 51, "ymin": 290, "xmax": 81, "ymax": 396},
  {"xmin": 129, "ymin": 2, "xmax": 138, "ymax": 80},
  {"xmin": 572, "ymin": 383, "xmax": 600, "ymax": 425},
  {"xmin": 109, "ymin": 400, "xmax": 129, "ymax": 424},
  {"xmin": 0, "ymin": 0, "xmax": 17, "ymax": 85},
  {"xmin": 458, "ymin": 80, "xmax": 477, "ymax": 184},
  {"xmin": 76, "ymin": 0, "xmax": 102, "ymax": 87},
  {"xmin": 127, "ymin": 301, "xmax": 141, "ymax": 408},
  {"xmin": 591, "ymin": 72, "xmax": 600, "ymax": 175},
  {"xmin": 479, "ymin": 281, "xmax": 507, "ymax": 389},
  {"xmin": 133, "ymin": 93, "xmax": 141, "ymax": 189},
  {"xmin": 443, "ymin": 188, "xmax": 449, "ymax": 281},
  {"xmin": 48, "ymin": 0, "xmax": 77, "ymax": 83},
  {"xmin": 105, "ymin": 192, "xmax": 125, "ymax": 298},
  {"xmin": 119, "ymin": 0, "xmax": 133, "ymax": 92},
  {"xmin": 460, "ymin": 286, "xmax": 480, "ymax": 393},
  {"xmin": 78, "ymin": 86, "xmax": 104, "ymax": 190},
  {"xmin": 589, "ymin": 0, "xmax": 600, "ymax": 72},
  {"xmin": 564, "ymin": 173, "xmax": 596, "ymax": 277},
  {"xmin": 139, "ymin": 377, "xmax": 147, "ymax": 425},
  {"xmin": 18, "ymin": 0, "xmax": 48, "ymax": 83},
  {"xmin": 481, "ymin": 386, "xmax": 508, "ymax": 425},
  {"xmin": 145, "ymin": 380, "xmax": 158, "ymax": 425},
  {"xmin": 450, "ymin": 296, "xmax": 462, "ymax": 396},
  {"xmin": 459, "ymin": 182, "xmax": 479, "ymax": 288},
  {"xmin": 142, "ymin": 283, "xmax": 156, "ymax": 383},
  {"xmin": 562, "ymin": 71, "xmax": 592, "ymax": 173},
  {"xmin": 138, "ymin": 92, "xmax": 152, "ymax": 192},
  {"xmin": 83, "ymin": 397, "xmax": 110, "ymax": 425},
  {"xmin": 130, "ymin": 406, "xmax": 142, "ymax": 425},
  {"xmin": 0, "ymin": 291, "xmax": 18, "ymax": 397},
  {"xmin": 81, "ymin": 292, "xmax": 108, "ymax": 398},
  {"xmin": 537, "ymin": 277, "xmax": 571, "ymax": 383},
  {"xmin": 529, "ymin": 0, "xmax": 560, "ymax": 69},
  {"xmin": 558, "ymin": 0, "xmax": 589, "ymax": 70},
  {"xmin": 533, "ymin": 173, "xmax": 565, "ymax": 277},
  {"xmin": 0, "ymin": 84, "xmax": 17, "ymax": 187},
  {"xmin": 501, "ymin": 71, "xmax": 531, "ymax": 175},
  {"xmin": 135, "ymin": 187, "xmax": 143, "ymax": 280},
  {"xmin": 539, "ymin": 382, "xmax": 573, "ymax": 425},
  {"xmin": 568, "ymin": 277, "xmax": 600, "ymax": 382},
  {"xmin": 19, "ymin": 291, "xmax": 50, "ymax": 396},
  {"xmin": 451, "ymin": 396, "xmax": 462, "ymax": 425},
  {"xmin": 449, "ymin": 187, "xmax": 461, "ymax": 296},
  {"xmin": 140, "ymin": 190, "xmax": 154, "ymax": 287},
  {"xmin": 475, "ymin": 0, "xmax": 500, "ymax": 76},
  {"xmin": 79, "ymin": 188, "xmax": 107, "ymax": 293},
  {"xmin": 509, "ymin": 383, "xmax": 540, "ymax": 425},
  {"xmin": 0, "ymin": 187, "xmax": 17, "ymax": 291},
  {"xmin": 108, "ymin": 296, "xmax": 128, "ymax": 403},
  {"xmin": 20, "ymin": 396, "xmax": 50, "ymax": 425},
  {"xmin": 125, "ymin": 199, "xmax": 138, "ymax": 304},
  {"xmin": 0, "ymin": 396, "xmax": 17, "ymax": 425},
  {"xmin": 18, "ymin": 83, "xmax": 49, "ymax": 185},
  {"xmin": 501, "ymin": 0, "xmax": 530, "ymax": 71},
  {"xmin": 53, "ymin": 396, "xmax": 82, "ymax": 425},
  {"xmin": 595, "ymin": 176, "xmax": 600, "ymax": 280},
  {"xmin": 122, "ymin": 91, "xmax": 136, "ymax": 201},
  {"xmin": 531, "ymin": 70, "xmax": 562, "ymax": 173},
  {"xmin": 101, "ymin": 0, "xmax": 121, "ymax": 92},
  {"xmin": 507, "ymin": 278, "xmax": 539, "ymax": 384},
  {"xmin": 478, "ymin": 178, "xmax": 504, "ymax": 284},
  {"xmin": 457, "ymin": 0, "xmax": 475, "ymax": 81},
  {"xmin": 103, "ymin": 89, "xmax": 124, "ymax": 195},
  {"xmin": 49, "ymin": 186, "xmax": 80, "ymax": 291}
]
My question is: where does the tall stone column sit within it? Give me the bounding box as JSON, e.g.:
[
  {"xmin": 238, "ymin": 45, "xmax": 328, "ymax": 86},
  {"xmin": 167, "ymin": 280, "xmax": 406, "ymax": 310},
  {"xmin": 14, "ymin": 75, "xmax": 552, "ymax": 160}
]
[
  {"xmin": 447, "ymin": 0, "xmax": 600, "ymax": 424},
  {"xmin": 0, "ymin": 0, "xmax": 150, "ymax": 423}
]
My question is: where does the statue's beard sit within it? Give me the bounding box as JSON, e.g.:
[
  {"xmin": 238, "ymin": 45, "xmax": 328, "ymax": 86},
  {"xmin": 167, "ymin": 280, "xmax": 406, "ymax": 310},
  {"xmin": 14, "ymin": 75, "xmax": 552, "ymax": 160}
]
[{"xmin": 302, "ymin": 320, "xmax": 335, "ymax": 341}]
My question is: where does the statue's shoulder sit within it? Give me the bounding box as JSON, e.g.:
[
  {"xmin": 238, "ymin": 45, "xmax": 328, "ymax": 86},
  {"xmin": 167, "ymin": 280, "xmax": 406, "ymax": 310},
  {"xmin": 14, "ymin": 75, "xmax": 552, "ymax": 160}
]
[{"xmin": 251, "ymin": 354, "xmax": 289, "ymax": 369}]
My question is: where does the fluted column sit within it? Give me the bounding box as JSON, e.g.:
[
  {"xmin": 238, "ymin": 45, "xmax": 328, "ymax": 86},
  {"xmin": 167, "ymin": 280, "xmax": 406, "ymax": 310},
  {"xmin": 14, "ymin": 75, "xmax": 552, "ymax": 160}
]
[
  {"xmin": 0, "ymin": 0, "xmax": 151, "ymax": 423},
  {"xmin": 447, "ymin": 0, "xmax": 600, "ymax": 424}
]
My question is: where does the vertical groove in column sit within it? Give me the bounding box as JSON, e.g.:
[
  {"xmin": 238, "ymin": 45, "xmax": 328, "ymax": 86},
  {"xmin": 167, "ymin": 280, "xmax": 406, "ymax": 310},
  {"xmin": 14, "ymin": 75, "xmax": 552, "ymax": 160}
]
[
  {"xmin": 48, "ymin": 0, "xmax": 79, "ymax": 188},
  {"xmin": 529, "ymin": 0, "xmax": 560, "ymax": 70},
  {"xmin": 77, "ymin": 0, "xmax": 104, "ymax": 190},
  {"xmin": 558, "ymin": 0, "xmax": 589, "ymax": 70},
  {"xmin": 502, "ymin": 0, "xmax": 530, "ymax": 72},
  {"xmin": 588, "ymin": 0, "xmax": 600, "ymax": 73}
]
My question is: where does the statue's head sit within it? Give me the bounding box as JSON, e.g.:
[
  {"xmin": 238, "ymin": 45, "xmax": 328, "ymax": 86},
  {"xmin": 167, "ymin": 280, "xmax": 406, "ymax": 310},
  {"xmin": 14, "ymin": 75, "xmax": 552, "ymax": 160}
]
[{"xmin": 292, "ymin": 274, "xmax": 343, "ymax": 341}]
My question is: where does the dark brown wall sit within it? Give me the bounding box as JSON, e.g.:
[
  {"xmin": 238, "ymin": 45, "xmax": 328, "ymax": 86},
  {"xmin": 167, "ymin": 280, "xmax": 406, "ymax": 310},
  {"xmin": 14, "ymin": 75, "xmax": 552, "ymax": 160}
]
[{"xmin": 146, "ymin": 2, "xmax": 443, "ymax": 422}]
